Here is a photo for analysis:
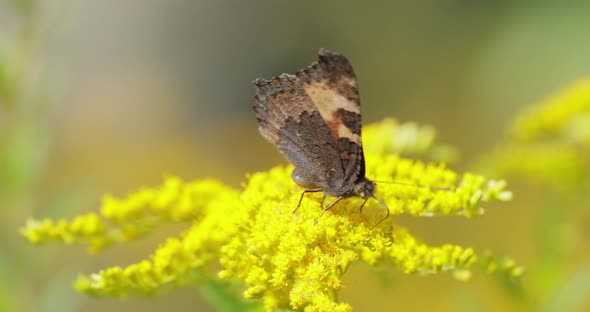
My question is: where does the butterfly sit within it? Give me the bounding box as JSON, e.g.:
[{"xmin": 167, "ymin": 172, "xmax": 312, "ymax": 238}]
[{"xmin": 253, "ymin": 48, "xmax": 387, "ymax": 224}]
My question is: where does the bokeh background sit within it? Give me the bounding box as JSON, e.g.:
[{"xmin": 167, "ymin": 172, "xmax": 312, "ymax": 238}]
[{"xmin": 2, "ymin": 1, "xmax": 590, "ymax": 311}]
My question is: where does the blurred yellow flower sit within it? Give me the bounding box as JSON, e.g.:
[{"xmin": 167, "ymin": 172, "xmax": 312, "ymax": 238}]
[
  {"xmin": 363, "ymin": 118, "xmax": 459, "ymax": 163},
  {"xmin": 480, "ymin": 78, "xmax": 590, "ymax": 189},
  {"xmin": 512, "ymin": 78, "xmax": 590, "ymax": 144},
  {"xmin": 22, "ymin": 119, "xmax": 520, "ymax": 311}
]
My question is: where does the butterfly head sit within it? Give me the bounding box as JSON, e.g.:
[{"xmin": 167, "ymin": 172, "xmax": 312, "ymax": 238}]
[{"xmin": 353, "ymin": 178, "xmax": 375, "ymax": 199}]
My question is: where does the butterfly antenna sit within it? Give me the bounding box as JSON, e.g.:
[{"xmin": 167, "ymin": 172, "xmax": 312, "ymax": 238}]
[
  {"xmin": 371, "ymin": 195, "xmax": 390, "ymax": 229},
  {"xmin": 372, "ymin": 180, "xmax": 454, "ymax": 191},
  {"xmin": 367, "ymin": 181, "xmax": 451, "ymax": 229}
]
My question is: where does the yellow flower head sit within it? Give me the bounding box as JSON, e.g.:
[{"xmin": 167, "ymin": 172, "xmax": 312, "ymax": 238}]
[
  {"xmin": 480, "ymin": 78, "xmax": 590, "ymax": 189},
  {"xmin": 22, "ymin": 119, "xmax": 521, "ymax": 311},
  {"xmin": 512, "ymin": 78, "xmax": 590, "ymax": 145}
]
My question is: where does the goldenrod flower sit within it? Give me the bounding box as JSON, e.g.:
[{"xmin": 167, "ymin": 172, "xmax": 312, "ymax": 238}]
[
  {"xmin": 480, "ymin": 78, "xmax": 590, "ymax": 188},
  {"xmin": 364, "ymin": 118, "xmax": 459, "ymax": 163},
  {"xmin": 512, "ymin": 78, "xmax": 590, "ymax": 144},
  {"xmin": 477, "ymin": 143, "xmax": 585, "ymax": 191},
  {"xmin": 22, "ymin": 119, "xmax": 521, "ymax": 311}
]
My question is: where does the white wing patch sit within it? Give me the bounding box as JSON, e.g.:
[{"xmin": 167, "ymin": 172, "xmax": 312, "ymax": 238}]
[{"xmin": 303, "ymin": 81, "xmax": 361, "ymax": 143}]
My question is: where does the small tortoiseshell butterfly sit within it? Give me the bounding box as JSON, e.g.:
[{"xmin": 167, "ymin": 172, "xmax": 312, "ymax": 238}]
[{"xmin": 253, "ymin": 48, "xmax": 387, "ymax": 223}]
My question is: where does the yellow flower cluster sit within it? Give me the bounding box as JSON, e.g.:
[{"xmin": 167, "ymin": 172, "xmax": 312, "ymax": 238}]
[
  {"xmin": 478, "ymin": 143, "xmax": 584, "ymax": 191},
  {"xmin": 480, "ymin": 78, "xmax": 590, "ymax": 188},
  {"xmin": 22, "ymin": 213, "xmax": 107, "ymax": 252},
  {"xmin": 363, "ymin": 118, "xmax": 459, "ymax": 163},
  {"xmin": 22, "ymin": 178, "xmax": 237, "ymax": 252},
  {"xmin": 512, "ymin": 78, "xmax": 590, "ymax": 144},
  {"xmin": 22, "ymin": 119, "xmax": 521, "ymax": 311}
]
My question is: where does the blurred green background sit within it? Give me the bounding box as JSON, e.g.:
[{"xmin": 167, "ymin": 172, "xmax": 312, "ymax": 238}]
[{"xmin": 2, "ymin": 1, "xmax": 590, "ymax": 311}]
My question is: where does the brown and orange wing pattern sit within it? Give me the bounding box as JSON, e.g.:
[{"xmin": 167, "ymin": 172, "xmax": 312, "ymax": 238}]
[{"xmin": 253, "ymin": 49, "xmax": 366, "ymax": 197}]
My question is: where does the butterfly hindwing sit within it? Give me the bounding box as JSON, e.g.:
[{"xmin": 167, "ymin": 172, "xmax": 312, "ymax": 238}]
[{"xmin": 254, "ymin": 75, "xmax": 344, "ymax": 191}]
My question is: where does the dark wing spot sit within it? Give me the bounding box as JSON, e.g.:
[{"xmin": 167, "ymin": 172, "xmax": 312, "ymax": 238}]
[{"xmin": 336, "ymin": 109, "xmax": 361, "ymax": 135}]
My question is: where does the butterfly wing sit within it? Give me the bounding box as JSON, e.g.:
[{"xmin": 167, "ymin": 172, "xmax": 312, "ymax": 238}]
[
  {"xmin": 254, "ymin": 49, "xmax": 365, "ymax": 196},
  {"xmin": 296, "ymin": 49, "xmax": 366, "ymax": 184}
]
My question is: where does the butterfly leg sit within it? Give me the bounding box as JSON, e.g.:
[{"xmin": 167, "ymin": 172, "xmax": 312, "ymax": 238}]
[
  {"xmin": 359, "ymin": 197, "xmax": 370, "ymax": 214},
  {"xmin": 314, "ymin": 196, "xmax": 344, "ymax": 225},
  {"xmin": 293, "ymin": 189, "xmax": 323, "ymax": 214},
  {"xmin": 320, "ymin": 194, "xmax": 327, "ymax": 208}
]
